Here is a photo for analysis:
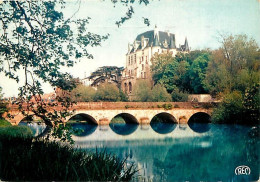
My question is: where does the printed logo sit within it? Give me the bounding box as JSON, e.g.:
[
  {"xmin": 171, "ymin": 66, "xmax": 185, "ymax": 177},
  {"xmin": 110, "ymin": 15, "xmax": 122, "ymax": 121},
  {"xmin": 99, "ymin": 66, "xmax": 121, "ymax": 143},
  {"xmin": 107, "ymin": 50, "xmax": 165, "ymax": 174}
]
[{"xmin": 235, "ymin": 165, "xmax": 251, "ymax": 175}]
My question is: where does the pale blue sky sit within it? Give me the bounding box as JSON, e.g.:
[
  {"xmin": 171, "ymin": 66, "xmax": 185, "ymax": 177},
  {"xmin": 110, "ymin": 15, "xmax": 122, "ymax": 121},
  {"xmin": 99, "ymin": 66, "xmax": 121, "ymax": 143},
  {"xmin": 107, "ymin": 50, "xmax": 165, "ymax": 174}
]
[{"xmin": 1, "ymin": 0, "xmax": 260, "ymax": 97}]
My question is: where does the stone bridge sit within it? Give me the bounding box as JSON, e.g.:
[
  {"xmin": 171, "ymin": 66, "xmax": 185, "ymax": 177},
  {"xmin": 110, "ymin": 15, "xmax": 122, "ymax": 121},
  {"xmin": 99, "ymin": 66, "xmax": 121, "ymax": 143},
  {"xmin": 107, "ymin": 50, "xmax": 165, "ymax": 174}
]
[{"xmin": 4, "ymin": 102, "xmax": 214, "ymax": 125}]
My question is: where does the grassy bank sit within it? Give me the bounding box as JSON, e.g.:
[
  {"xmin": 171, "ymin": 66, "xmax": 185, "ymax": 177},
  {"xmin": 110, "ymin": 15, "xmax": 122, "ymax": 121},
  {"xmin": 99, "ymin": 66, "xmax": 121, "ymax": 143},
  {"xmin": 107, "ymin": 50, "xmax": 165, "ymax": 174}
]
[
  {"xmin": 0, "ymin": 119, "xmax": 137, "ymax": 181},
  {"xmin": 0, "ymin": 118, "xmax": 12, "ymax": 127}
]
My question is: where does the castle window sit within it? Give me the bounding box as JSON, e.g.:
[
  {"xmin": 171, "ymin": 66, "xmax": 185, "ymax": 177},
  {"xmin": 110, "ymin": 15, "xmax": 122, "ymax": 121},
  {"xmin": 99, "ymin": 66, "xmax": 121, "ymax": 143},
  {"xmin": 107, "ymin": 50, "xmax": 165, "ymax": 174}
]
[
  {"xmin": 134, "ymin": 54, "xmax": 136, "ymax": 63},
  {"xmin": 142, "ymin": 64, "xmax": 144, "ymax": 71},
  {"xmin": 124, "ymin": 83, "xmax": 128, "ymax": 93},
  {"xmin": 129, "ymin": 82, "xmax": 132, "ymax": 93},
  {"xmin": 142, "ymin": 56, "xmax": 143, "ymax": 62}
]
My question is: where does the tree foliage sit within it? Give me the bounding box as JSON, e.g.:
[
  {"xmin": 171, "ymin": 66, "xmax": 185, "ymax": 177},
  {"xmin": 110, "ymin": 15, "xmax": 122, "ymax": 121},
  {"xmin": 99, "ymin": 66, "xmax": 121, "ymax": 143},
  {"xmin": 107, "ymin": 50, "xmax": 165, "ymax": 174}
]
[
  {"xmin": 212, "ymin": 84, "xmax": 260, "ymax": 125},
  {"xmin": 88, "ymin": 66, "xmax": 124, "ymax": 87},
  {"xmin": 151, "ymin": 51, "xmax": 210, "ymax": 94},
  {"xmin": 188, "ymin": 53, "xmax": 210, "ymax": 93},
  {"xmin": 133, "ymin": 79, "xmax": 152, "ymax": 101},
  {"xmin": 94, "ymin": 83, "xmax": 121, "ymax": 102},
  {"xmin": 0, "ymin": 0, "xmax": 110, "ymax": 141},
  {"xmin": 150, "ymin": 84, "xmax": 172, "ymax": 102},
  {"xmin": 208, "ymin": 34, "xmax": 260, "ymax": 124},
  {"xmin": 71, "ymin": 84, "xmax": 96, "ymax": 102},
  {"xmin": 205, "ymin": 34, "xmax": 260, "ymax": 95}
]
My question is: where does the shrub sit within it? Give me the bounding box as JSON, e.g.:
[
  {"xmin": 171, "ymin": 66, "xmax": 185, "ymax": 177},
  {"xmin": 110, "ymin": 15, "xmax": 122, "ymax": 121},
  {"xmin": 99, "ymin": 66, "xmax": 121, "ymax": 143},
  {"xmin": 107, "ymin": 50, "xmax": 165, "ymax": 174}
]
[
  {"xmin": 162, "ymin": 103, "xmax": 173, "ymax": 110},
  {"xmin": 171, "ymin": 88, "xmax": 188, "ymax": 102},
  {"xmin": 212, "ymin": 84, "xmax": 260, "ymax": 125},
  {"xmin": 174, "ymin": 104, "xmax": 180, "ymax": 108},
  {"xmin": 212, "ymin": 91, "xmax": 243, "ymax": 124}
]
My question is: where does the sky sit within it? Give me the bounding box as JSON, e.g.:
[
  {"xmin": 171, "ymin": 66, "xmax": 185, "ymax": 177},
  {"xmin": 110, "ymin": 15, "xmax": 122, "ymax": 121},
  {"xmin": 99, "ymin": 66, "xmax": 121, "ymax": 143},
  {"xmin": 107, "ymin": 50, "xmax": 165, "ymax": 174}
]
[{"xmin": 0, "ymin": 0, "xmax": 260, "ymax": 97}]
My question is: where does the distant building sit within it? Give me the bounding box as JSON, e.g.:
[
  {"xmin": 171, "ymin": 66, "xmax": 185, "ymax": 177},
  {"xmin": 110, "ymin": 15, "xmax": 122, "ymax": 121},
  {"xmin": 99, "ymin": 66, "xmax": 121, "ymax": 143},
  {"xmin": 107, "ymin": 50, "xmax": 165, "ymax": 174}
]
[{"xmin": 121, "ymin": 26, "xmax": 190, "ymax": 99}]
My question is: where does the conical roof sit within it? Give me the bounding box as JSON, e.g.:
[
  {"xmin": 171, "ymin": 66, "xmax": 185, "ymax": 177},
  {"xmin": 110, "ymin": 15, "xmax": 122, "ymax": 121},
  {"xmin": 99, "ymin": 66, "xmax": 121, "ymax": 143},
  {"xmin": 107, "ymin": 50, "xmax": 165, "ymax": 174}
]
[{"xmin": 153, "ymin": 34, "xmax": 159, "ymax": 47}]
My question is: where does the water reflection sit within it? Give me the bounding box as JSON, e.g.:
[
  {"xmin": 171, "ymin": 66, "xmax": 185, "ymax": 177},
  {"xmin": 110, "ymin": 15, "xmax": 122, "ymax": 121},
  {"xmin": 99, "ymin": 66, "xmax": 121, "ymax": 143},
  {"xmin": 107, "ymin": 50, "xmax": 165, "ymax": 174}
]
[
  {"xmin": 188, "ymin": 122, "xmax": 211, "ymax": 133},
  {"xmin": 109, "ymin": 123, "xmax": 138, "ymax": 135},
  {"xmin": 73, "ymin": 124, "xmax": 258, "ymax": 182},
  {"xmin": 30, "ymin": 122, "xmax": 259, "ymax": 181},
  {"xmin": 18, "ymin": 121, "xmax": 46, "ymax": 137},
  {"xmin": 150, "ymin": 123, "xmax": 177, "ymax": 134},
  {"xmin": 69, "ymin": 123, "xmax": 97, "ymax": 137}
]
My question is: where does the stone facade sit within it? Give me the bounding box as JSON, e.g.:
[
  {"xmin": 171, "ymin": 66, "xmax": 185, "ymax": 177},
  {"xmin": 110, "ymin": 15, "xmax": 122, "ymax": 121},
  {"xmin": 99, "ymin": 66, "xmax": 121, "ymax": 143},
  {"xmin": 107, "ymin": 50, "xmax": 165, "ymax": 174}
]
[{"xmin": 121, "ymin": 26, "xmax": 190, "ymax": 100}]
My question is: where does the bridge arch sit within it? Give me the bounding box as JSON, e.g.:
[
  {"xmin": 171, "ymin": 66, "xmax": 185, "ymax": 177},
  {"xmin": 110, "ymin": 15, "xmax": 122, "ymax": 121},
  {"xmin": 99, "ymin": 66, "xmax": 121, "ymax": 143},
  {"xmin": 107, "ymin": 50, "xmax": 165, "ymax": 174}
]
[
  {"xmin": 188, "ymin": 112, "xmax": 211, "ymax": 133},
  {"xmin": 151, "ymin": 112, "xmax": 178, "ymax": 123},
  {"xmin": 67, "ymin": 113, "xmax": 98, "ymax": 137},
  {"xmin": 109, "ymin": 113, "xmax": 138, "ymax": 135},
  {"xmin": 150, "ymin": 112, "xmax": 178, "ymax": 134},
  {"xmin": 68, "ymin": 113, "xmax": 98, "ymax": 124},
  {"xmin": 18, "ymin": 115, "xmax": 47, "ymax": 137},
  {"xmin": 110, "ymin": 113, "xmax": 139, "ymax": 124}
]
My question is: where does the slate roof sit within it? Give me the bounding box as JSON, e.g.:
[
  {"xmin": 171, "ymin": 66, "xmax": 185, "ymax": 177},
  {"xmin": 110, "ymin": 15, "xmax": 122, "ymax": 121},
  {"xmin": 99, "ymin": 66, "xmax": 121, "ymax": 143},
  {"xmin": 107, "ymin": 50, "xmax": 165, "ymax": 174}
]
[{"xmin": 134, "ymin": 30, "xmax": 176, "ymax": 49}]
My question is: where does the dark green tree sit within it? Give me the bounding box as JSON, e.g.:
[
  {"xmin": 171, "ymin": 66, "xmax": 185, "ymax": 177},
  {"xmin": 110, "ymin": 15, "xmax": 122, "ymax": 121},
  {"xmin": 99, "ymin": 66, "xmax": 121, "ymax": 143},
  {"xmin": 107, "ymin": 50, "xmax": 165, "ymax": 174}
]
[
  {"xmin": 188, "ymin": 53, "xmax": 210, "ymax": 93},
  {"xmin": 89, "ymin": 66, "xmax": 124, "ymax": 88},
  {"xmin": 151, "ymin": 52, "xmax": 190, "ymax": 93}
]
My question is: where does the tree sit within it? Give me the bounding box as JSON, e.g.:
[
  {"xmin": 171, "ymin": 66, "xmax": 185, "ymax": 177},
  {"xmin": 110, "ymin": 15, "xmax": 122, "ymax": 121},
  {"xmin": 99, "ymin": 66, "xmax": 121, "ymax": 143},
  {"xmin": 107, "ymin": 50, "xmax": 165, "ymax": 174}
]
[
  {"xmin": 208, "ymin": 34, "xmax": 260, "ymax": 124},
  {"xmin": 188, "ymin": 53, "xmax": 210, "ymax": 93},
  {"xmin": 71, "ymin": 84, "xmax": 96, "ymax": 102},
  {"xmin": 133, "ymin": 80, "xmax": 152, "ymax": 102},
  {"xmin": 0, "ymin": 1, "xmax": 108, "ymax": 139},
  {"xmin": 94, "ymin": 83, "xmax": 121, "ymax": 102},
  {"xmin": 151, "ymin": 53, "xmax": 173, "ymax": 82},
  {"xmin": 0, "ymin": 0, "xmax": 149, "ymax": 140},
  {"xmin": 212, "ymin": 91, "xmax": 244, "ymax": 124},
  {"xmin": 150, "ymin": 84, "xmax": 172, "ymax": 102},
  {"xmin": 151, "ymin": 52, "xmax": 190, "ymax": 93},
  {"xmin": 171, "ymin": 87, "xmax": 188, "ymax": 102},
  {"xmin": 206, "ymin": 34, "xmax": 260, "ymax": 95},
  {"xmin": 212, "ymin": 85, "xmax": 260, "ymax": 125},
  {"xmin": 89, "ymin": 66, "xmax": 124, "ymax": 88}
]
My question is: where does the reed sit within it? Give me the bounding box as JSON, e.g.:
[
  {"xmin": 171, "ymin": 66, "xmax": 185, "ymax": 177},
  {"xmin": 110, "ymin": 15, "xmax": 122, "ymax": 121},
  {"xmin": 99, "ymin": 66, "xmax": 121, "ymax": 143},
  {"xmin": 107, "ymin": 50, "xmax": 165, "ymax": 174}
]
[{"xmin": 0, "ymin": 127, "xmax": 137, "ymax": 181}]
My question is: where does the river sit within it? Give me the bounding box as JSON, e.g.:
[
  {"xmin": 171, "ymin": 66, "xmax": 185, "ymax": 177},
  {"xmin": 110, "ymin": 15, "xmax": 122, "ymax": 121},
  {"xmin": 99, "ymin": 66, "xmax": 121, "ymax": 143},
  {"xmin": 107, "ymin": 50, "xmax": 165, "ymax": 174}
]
[{"xmin": 20, "ymin": 122, "xmax": 259, "ymax": 181}]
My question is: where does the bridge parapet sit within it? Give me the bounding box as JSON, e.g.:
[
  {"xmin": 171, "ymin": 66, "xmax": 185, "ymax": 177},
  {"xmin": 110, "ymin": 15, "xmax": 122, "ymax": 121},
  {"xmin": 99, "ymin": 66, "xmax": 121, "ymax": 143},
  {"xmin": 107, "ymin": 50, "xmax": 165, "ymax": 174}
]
[{"xmin": 4, "ymin": 102, "xmax": 215, "ymax": 125}]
